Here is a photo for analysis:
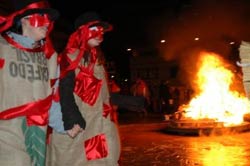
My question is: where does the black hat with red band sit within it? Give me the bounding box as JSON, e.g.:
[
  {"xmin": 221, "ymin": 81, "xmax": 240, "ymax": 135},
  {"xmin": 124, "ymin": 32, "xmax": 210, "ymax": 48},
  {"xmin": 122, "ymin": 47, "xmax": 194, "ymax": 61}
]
[
  {"xmin": 13, "ymin": 0, "xmax": 59, "ymax": 21},
  {"xmin": 74, "ymin": 11, "xmax": 112, "ymax": 32}
]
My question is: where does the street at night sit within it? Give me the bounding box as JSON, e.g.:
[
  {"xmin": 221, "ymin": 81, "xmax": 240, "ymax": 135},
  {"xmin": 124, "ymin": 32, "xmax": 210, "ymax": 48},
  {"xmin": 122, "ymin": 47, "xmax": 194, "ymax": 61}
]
[
  {"xmin": 1, "ymin": 1, "xmax": 250, "ymax": 166},
  {"xmin": 118, "ymin": 112, "xmax": 250, "ymax": 166}
]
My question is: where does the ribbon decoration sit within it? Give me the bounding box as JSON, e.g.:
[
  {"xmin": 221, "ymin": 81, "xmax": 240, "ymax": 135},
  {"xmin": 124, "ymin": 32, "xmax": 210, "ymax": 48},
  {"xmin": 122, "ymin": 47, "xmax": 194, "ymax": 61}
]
[
  {"xmin": 58, "ymin": 26, "xmax": 88, "ymax": 79},
  {"xmin": 0, "ymin": 1, "xmax": 56, "ymax": 59},
  {"xmin": 0, "ymin": 58, "xmax": 4, "ymax": 68},
  {"xmin": 103, "ymin": 103, "xmax": 118, "ymax": 123},
  {"xmin": 84, "ymin": 133, "xmax": 108, "ymax": 161},
  {"xmin": 0, "ymin": 94, "xmax": 53, "ymax": 126},
  {"xmin": 59, "ymin": 21, "xmax": 105, "ymax": 79},
  {"xmin": 0, "ymin": 1, "xmax": 51, "ymax": 32},
  {"xmin": 74, "ymin": 66, "xmax": 102, "ymax": 106}
]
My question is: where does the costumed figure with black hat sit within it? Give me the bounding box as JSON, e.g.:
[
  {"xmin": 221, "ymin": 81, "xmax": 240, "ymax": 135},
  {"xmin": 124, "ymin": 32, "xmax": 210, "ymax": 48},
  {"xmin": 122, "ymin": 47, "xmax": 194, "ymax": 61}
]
[
  {"xmin": 0, "ymin": 0, "xmax": 60, "ymax": 165},
  {"xmin": 46, "ymin": 12, "xmax": 121, "ymax": 166}
]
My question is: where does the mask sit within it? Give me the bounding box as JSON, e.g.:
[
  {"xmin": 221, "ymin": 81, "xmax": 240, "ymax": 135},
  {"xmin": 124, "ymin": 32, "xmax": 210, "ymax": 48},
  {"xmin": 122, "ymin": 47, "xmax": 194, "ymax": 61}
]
[
  {"xmin": 88, "ymin": 26, "xmax": 104, "ymax": 40},
  {"xmin": 26, "ymin": 13, "xmax": 51, "ymax": 27}
]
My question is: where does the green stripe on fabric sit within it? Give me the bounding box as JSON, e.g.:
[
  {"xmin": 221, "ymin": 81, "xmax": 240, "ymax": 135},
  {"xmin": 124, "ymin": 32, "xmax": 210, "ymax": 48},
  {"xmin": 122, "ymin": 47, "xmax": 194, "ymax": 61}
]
[{"xmin": 22, "ymin": 119, "xmax": 46, "ymax": 166}]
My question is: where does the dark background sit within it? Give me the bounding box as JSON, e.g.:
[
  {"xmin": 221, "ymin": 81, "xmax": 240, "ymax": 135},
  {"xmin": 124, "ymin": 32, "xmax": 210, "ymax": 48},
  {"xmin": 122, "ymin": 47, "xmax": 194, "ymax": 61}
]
[
  {"xmin": 48, "ymin": 0, "xmax": 250, "ymax": 79},
  {"xmin": 1, "ymin": 0, "xmax": 250, "ymax": 79},
  {"xmin": 48, "ymin": 0, "xmax": 191, "ymax": 79}
]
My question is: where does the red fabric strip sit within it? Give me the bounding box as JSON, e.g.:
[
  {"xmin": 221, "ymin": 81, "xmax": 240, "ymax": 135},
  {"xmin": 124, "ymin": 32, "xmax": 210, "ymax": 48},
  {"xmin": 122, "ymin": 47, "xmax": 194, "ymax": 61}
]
[
  {"xmin": 0, "ymin": 94, "xmax": 53, "ymax": 126},
  {"xmin": 103, "ymin": 103, "xmax": 118, "ymax": 123},
  {"xmin": 74, "ymin": 68, "xmax": 102, "ymax": 106},
  {"xmin": 0, "ymin": 1, "xmax": 50, "ymax": 32},
  {"xmin": 0, "ymin": 58, "xmax": 4, "ymax": 68},
  {"xmin": 84, "ymin": 133, "xmax": 108, "ymax": 160}
]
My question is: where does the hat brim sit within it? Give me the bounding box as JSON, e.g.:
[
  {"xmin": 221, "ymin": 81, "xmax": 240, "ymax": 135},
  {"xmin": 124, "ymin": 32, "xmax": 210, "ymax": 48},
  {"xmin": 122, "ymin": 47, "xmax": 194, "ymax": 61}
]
[
  {"xmin": 84, "ymin": 21, "xmax": 112, "ymax": 32},
  {"xmin": 15, "ymin": 8, "xmax": 59, "ymax": 21}
]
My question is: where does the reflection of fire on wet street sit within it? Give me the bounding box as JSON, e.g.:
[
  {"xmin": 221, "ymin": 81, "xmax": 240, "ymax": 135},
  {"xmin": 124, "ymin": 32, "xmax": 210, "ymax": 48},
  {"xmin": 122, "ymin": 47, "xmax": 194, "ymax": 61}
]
[{"xmin": 165, "ymin": 51, "xmax": 250, "ymax": 135}]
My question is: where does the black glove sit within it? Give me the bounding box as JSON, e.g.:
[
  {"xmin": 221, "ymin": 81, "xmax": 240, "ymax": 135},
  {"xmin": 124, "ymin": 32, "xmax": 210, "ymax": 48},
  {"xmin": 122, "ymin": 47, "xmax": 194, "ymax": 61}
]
[{"xmin": 59, "ymin": 70, "xmax": 86, "ymax": 130}]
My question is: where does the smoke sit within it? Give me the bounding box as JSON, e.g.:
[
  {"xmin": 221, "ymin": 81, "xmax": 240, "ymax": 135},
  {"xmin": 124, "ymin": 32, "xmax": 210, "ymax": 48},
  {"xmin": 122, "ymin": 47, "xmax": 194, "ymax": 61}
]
[
  {"xmin": 147, "ymin": 0, "xmax": 250, "ymax": 86},
  {"xmin": 149, "ymin": 0, "xmax": 250, "ymax": 60}
]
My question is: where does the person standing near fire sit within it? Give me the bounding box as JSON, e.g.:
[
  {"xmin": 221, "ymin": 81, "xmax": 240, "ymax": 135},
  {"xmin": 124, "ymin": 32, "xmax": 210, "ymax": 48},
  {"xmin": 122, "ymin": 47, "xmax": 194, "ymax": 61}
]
[
  {"xmin": 0, "ymin": 0, "xmax": 60, "ymax": 165},
  {"xmin": 46, "ymin": 11, "xmax": 121, "ymax": 166},
  {"xmin": 131, "ymin": 78, "xmax": 151, "ymax": 113}
]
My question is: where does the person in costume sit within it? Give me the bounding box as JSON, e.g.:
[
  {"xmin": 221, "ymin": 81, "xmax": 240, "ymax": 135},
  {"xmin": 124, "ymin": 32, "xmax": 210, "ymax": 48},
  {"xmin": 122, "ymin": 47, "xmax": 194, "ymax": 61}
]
[
  {"xmin": 0, "ymin": 0, "xmax": 60, "ymax": 165},
  {"xmin": 46, "ymin": 11, "xmax": 121, "ymax": 166}
]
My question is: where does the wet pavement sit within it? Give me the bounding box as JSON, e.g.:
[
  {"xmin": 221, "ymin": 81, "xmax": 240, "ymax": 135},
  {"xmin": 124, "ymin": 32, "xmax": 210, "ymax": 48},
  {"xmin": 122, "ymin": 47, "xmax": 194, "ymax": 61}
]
[{"xmin": 117, "ymin": 111, "xmax": 250, "ymax": 166}]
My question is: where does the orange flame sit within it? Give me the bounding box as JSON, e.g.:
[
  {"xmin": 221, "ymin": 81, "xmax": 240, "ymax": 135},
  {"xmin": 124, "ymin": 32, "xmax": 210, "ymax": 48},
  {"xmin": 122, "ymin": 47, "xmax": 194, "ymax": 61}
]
[{"xmin": 182, "ymin": 52, "xmax": 250, "ymax": 126}]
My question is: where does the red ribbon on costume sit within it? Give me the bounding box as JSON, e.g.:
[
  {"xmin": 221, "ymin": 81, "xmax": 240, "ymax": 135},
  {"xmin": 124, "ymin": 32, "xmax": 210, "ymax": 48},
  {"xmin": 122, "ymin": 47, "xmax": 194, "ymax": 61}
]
[
  {"xmin": 0, "ymin": 58, "xmax": 4, "ymax": 68},
  {"xmin": 59, "ymin": 48, "xmax": 84, "ymax": 79},
  {"xmin": 59, "ymin": 25, "xmax": 101, "ymax": 106},
  {"xmin": 59, "ymin": 25, "xmax": 89, "ymax": 79},
  {"xmin": 84, "ymin": 133, "xmax": 108, "ymax": 161},
  {"xmin": 0, "ymin": 1, "xmax": 56, "ymax": 59},
  {"xmin": 0, "ymin": 94, "xmax": 53, "ymax": 126},
  {"xmin": 59, "ymin": 23, "xmax": 100, "ymax": 79},
  {"xmin": 103, "ymin": 103, "xmax": 118, "ymax": 123},
  {"xmin": 2, "ymin": 25, "xmax": 55, "ymax": 59},
  {"xmin": 74, "ymin": 66, "xmax": 102, "ymax": 106},
  {"xmin": 0, "ymin": 1, "xmax": 50, "ymax": 32}
]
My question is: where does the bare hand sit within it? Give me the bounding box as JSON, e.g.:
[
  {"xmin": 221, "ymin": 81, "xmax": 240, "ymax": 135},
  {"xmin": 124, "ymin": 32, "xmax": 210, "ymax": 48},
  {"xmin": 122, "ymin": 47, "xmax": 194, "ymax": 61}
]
[{"xmin": 66, "ymin": 124, "xmax": 84, "ymax": 138}]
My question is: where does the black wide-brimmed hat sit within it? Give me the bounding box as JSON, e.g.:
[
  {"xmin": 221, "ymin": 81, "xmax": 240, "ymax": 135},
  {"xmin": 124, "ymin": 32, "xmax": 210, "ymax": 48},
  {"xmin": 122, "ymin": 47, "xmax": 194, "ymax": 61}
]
[
  {"xmin": 12, "ymin": 0, "xmax": 59, "ymax": 21},
  {"xmin": 74, "ymin": 11, "xmax": 112, "ymax": 31}
]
